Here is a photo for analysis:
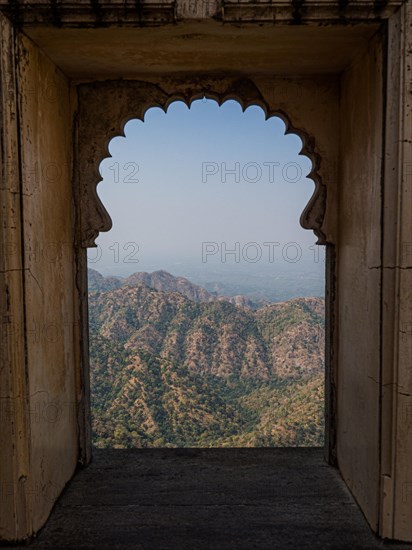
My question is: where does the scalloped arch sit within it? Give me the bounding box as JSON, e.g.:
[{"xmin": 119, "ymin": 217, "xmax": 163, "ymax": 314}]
[{"xmin": 76, "ymin": 78, "xmax": 327, "ymax": 248}]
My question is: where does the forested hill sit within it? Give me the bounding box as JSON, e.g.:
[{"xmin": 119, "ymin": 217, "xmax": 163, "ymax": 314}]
[
  {"xmin": 89, "ymin": 270, "xmax": 325, "ymax": 448},
  {"xmin": 88, "ymin": 268, "xmax": 260, "ymax": 308}
]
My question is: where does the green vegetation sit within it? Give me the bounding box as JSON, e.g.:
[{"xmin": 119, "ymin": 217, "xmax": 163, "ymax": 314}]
[{"xmin": 89, "ymin": 271, "xmax": 325, "ymax": 448}]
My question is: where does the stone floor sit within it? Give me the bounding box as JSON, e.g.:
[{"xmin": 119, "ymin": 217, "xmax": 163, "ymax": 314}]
[{"xmin": 5, "ymin": 448, "xmax": 412, "ymax": 549}]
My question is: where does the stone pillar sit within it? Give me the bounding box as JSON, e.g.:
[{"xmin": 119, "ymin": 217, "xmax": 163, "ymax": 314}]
[
  {"xmin": 0, "ymin": 12, "xmax": 32, "ymax": 541},
  {"xmin": 380, "ymin": 1, "xmax": 412, "ymax": 541}
]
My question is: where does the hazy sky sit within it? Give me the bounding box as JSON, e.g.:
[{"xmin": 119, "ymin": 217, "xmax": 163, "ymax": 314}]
[{"xmin": 91, "ymin": 99, "xmax": 324, "ymax": 279}]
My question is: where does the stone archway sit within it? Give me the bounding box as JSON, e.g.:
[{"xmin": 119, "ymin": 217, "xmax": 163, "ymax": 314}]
[
  {"xmin": 1, "ymin": 1, "xmax": 410, "ymax": 542},
  {"xmin": 76, "ymin": 78, "xmax": 330, "ymax": 249},
  {"xmin": 74, "ymin": 76, "xmax": 336, "ymax": 468}
]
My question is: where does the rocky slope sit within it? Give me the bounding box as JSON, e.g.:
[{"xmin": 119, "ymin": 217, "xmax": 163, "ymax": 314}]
[
  {"xmin": 88, "ymin": 268, "xmax": 123, "ymax": 292},
  {"xmin": 124, "ymin": 270, "xmax": 215, "ymax": 303},
  {"xmin": 88, "ymin": 268, "xmax": 261, "ymax": 308},
  {"xmin": 89, "ymin": 270, "xmax": 325, "ymax": 448}
]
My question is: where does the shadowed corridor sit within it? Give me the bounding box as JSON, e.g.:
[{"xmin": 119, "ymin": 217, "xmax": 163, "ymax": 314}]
[{"xmin": 5, "ymin": 448, "xmax": 412, "ymax": 549}]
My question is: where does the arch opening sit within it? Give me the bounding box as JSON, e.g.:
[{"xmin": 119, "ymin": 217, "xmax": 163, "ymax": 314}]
[
  {"xmin": 86, "ymin": 98, "xmax": 326, "ymax": 449},
  {"xmin": 78, "ymin": 79, "xmax": 327, "ymax": 250}
]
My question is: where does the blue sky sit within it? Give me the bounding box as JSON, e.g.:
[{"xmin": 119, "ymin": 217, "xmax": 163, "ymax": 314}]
[{"xmin": 91, "ymin": 99, "xmax": 325, "ymax": 286}]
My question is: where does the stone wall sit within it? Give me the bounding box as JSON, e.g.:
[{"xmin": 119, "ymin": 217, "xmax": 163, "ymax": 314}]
[
  {"xmin": 0, "ymin": 0, "xmax": 411, "ymax": 543},
  {"xmin": 0, "ymin": 18, "xmax": 81, "ymax": 540},
  {"xmin": 17, "ymin": 33, "xmax": 80, "ymax": 534},
  {"xmin": 337, "ymin": 29, "xmax": 385, "ymax": 533}
]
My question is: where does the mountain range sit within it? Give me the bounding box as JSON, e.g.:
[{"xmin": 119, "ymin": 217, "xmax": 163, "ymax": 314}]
[
  {"xmin": 88, "ymin": 268, "xmax": 261, "ymax": 309},
  {"xmin": 88, "ymin": 268, "xmax": 325, "ymax": 448}
]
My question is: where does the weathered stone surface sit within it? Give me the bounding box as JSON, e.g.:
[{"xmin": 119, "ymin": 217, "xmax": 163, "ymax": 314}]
[
  {"xmin": 0, "ymin": 13, "xmax": 81, "ymax": 542},
  {"xmin": 0, "ymin": 0, "xmax": 411, "ymax": 543},
  {"xmin": 337, "ymin": 27, "xmax": 385, "ymax": 534},
  {"xmin": 3, "ymin": 448, "xmax": 412, "ymax": 549},
  {"xmin": 0, "ymin": 11, "xmax": 31, "ymax": 542},
  {"xmin": 76, "ymin": 76, "xmax": 334, "ymax": 248},
  {"xmin": 0, "ymin": 0, "xmax": 405, "ymax": 26}
]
